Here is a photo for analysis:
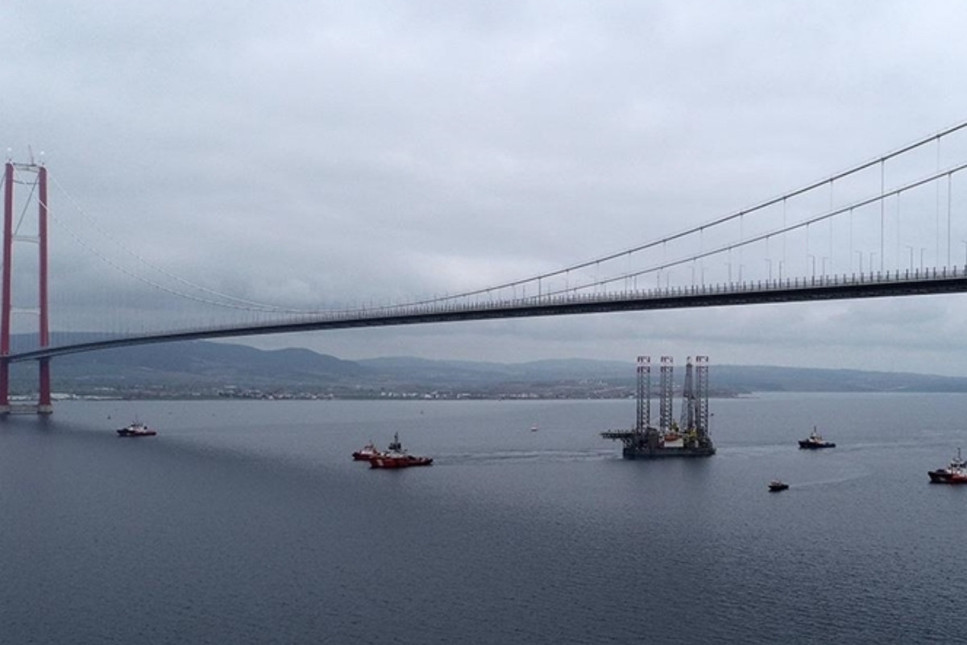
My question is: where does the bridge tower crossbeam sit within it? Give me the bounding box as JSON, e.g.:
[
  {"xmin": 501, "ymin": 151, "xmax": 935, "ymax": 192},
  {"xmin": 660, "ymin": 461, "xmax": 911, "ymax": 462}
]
[{"xmin": 1, "ymin": 161, "xmax": 51, "ymax": 414}]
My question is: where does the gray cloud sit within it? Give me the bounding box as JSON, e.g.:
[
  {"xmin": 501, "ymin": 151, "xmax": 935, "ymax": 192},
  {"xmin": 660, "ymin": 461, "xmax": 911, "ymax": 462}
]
[{"xmin": 4, "ymin": 1, "xmax": 967, "ymax": 375}]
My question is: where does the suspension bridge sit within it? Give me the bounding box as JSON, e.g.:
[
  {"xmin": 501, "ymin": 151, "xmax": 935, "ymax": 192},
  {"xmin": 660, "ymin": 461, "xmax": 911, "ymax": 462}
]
[{"xmin": 5, "ymin": 122, "xmax": 967, "ymax": 413}]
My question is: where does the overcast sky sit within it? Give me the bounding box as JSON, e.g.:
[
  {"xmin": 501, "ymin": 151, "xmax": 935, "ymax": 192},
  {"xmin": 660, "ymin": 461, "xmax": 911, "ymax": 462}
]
[{"xmin": 5, "ymin": 1, "xmax": 967, "ymax": 375}]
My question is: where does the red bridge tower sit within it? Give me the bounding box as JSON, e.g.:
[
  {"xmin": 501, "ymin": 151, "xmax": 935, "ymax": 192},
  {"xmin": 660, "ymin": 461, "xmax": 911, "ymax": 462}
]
[{"xmin": 1, "ymin": 160, "xmax": 51, "ymax": 414}]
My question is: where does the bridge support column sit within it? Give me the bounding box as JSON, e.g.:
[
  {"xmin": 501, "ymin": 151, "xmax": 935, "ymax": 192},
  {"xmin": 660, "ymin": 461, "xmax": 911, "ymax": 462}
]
[
  {"xmin": 38, "ymin": 358, "xmax": 52, "ymax": 414},
  {"xmin": 37, "ymin": 166, "xmax": 51, "ymax": 414},
  {"xmin": 1, "ymin": 161, "xmax": 52, "ymax": 414},
  {"xmin": 1, "ymin": 162, "xmax": 12, "ymax": 413},
  {"xmin": 0, "ymin": 358, "xmax": 8, "ymax": 413}
]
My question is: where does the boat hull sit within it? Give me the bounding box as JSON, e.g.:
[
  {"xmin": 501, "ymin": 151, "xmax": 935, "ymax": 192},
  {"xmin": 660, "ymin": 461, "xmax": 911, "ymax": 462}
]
[
  {"xmin": 116, "ymin": 422, "xmax": 156, "ymax": 437},
  {"xmin": 928, "ymin": 470, "xmax": 967, "ymax": 484},
  {"xmin": 370, "ymin": 455, "xmax": 433, "ymax": 469},
  {"xmin": 605, "ymin": 428, "xmax": 715, "ymax": 460},
  {"xmin": 621, "ymin": 445, "xmax": 716, "ymax": 459},
  {"xmin": 117, "ymin": 429, "xmax": 157, "ymax": 437},
  {"xmin": 798, "ymin": 440, "xmax": 835, "ymax": 449}
]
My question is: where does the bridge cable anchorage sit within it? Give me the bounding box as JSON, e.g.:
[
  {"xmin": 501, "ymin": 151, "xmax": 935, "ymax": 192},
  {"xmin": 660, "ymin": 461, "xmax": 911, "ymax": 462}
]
[{"xmin": 48, "ymin": 174, "xmax": 323, "ymax": 314}]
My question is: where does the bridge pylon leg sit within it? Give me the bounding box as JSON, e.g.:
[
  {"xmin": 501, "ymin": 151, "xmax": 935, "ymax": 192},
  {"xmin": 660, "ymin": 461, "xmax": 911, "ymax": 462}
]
[
  {"xmin": 38, "ymin": 357, "xmax": 52, "ymax": 415},
  {"xmin": 37, "ymin": 166, "xmax": 51, "ymax": 414},
  {"xmin": 1, "ymin": 162, "xmax": 12, "ymax": 414},
  {"xmin": 0, "ymin": 358, "xmax": 8, "ymax": 413}
]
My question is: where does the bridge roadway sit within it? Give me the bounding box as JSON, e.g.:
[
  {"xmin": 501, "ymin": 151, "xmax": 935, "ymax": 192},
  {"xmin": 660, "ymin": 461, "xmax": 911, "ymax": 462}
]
[{"xmin": 9, "ymin": 265, "xmax": 967, "ymax": 363}]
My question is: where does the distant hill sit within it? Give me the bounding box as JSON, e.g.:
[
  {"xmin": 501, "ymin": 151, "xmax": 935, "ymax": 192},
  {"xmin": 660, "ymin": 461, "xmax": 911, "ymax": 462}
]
[
  {"xmin": 53, "ymin": 341, "xmax": 364, "ymax": 388},
  {"xmin": 8, "ymin": 335, "xmax": 967, "ymax": 397},
  {"xmin": 357, "ymin": 357, "xmax": 967, "ymax": 394},
  {"xmin": 711, "ymin": 364, "xmax": 967, "ymax": 393}
]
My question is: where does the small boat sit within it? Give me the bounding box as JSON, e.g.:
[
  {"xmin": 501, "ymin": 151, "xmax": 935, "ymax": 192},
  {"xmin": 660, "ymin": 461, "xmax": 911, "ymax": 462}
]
[
  {"xmin": 798, "ymin": 426, "xmax": 836, "ymax": 449},
  {"xmin": 928, "ymin": 448, "xmax": 967, "ymax": 484},
  {"xmin": 352, "ymin": 442, "xmax": 381, "ymax": 461},
  {"xmin": 530, "ymin": 424, "xmax": 539, "ymax": 432},
  {"xmin": 116, "ymin": 421, "xmax": 157, "ymax": 437},
  {"xmin": 661, "ymin": 431, "xmax": 683, "ymax": 446},
  {"xmin": 663, "ymin": 422, "xmax": 681, "ymax": 443},
  {"xmin": 768, "ymin": 480, "xmax": 789, "ymax": 492},
  {"xmin": 370, "ymin": 453, "xmax": 434, "ymax": 469},
  {"xmin": 369, "ymin": 432, "xmax": 433, "ymax": 469}
]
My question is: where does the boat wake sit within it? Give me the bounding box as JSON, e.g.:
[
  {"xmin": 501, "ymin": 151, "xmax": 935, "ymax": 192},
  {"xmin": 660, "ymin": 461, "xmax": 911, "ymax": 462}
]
[
  {"xmin": 440, "ymin": 449, "xmax": 613, "ymax": 465},
  {"xmin": 786, "ymin": 469, "xmax": 871, "ymax": 488}
]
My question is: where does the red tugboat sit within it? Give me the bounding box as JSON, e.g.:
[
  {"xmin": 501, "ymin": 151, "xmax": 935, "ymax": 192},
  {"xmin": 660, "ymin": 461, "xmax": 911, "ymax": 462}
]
[
  {"xmin": 369, "ymin": 432, "xmax": 433, "ymax": 469},
  {"xmin": 798, "ymin": 427, "xmax": 836, "ymax": 449},
  {"xmin": 928, "ymin": 448, "xmax": 967, "ymax": 484},
  {"xmin": 116, "ymin": 421, "xmax": 157, "ymax": 437},
  {"xmin": 352, "ymin": 442, "xmax": 381, "ymax": 461}
]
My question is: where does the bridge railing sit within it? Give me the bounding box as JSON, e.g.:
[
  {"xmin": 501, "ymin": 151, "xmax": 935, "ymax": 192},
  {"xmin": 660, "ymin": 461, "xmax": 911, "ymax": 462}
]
[
  {"xmin": 256, "ymin": 262, "xmax": 967, "ymax": 326},
  {"xmin": 16, "ymin": 262, "xmax": 967, "ymax": 362},
  {"xmin": 260, "ymin": 262, "xmax": 967, "ymax": 324}
]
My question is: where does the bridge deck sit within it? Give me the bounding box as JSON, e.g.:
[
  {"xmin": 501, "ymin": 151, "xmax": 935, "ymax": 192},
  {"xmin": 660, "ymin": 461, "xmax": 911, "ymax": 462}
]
[{"xmin": 7, "ymin": 266, "xmax": 967, "ymax": 363}]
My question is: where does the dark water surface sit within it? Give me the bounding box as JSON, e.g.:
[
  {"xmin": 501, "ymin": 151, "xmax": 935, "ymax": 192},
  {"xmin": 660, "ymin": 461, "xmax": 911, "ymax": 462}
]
[{"xmin": 2, "ymin": 394, "xmax": 966, "ymax": 643}]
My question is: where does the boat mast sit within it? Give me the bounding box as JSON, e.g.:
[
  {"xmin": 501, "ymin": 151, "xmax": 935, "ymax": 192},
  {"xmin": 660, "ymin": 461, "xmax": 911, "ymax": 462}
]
[
  {"xmin": 636, "ymin": 355, "xmax": 651, "ymax": 432},
  {"xmin": 680, "ymin": 357, "xmax": 695, "ymax": 432},
  {"xmin": 659, "ymin": 356, "xmax": 674, "ymax": 435},
  {"xmin": 695, "ymin": 355, "xmax": 709, "ymax": 438}
]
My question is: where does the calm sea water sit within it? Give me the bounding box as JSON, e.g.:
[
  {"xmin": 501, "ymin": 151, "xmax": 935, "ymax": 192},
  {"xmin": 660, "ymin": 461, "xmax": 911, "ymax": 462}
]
[{"xmin": 2, "ymin": 394, "xmax": 966, "ymax": 644}]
